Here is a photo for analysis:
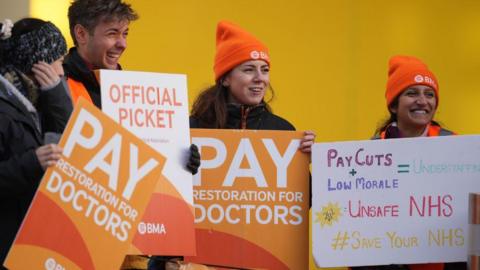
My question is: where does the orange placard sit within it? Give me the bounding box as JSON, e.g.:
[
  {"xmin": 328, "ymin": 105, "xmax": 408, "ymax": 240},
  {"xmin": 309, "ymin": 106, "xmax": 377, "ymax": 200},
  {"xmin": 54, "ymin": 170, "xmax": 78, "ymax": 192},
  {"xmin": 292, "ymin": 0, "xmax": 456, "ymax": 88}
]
[
  {"xmin": 186, "ymin": 129, "xmax": 310, "ymax": 270},
  {"xmin": 5, "ymin": 98, "xmax": 166, "ymax": 269}
]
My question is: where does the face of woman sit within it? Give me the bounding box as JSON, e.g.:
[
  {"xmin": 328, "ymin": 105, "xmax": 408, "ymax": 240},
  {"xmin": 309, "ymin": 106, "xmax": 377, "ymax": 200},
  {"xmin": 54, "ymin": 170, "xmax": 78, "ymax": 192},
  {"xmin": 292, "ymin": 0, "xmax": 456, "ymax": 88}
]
[
  {"xmin": 390, "ymin": 85, "xmax": 437, "ymax": 131},
  {"xmin": 223, "ymin": 60, "xmax": 270, "ymax": 106}
]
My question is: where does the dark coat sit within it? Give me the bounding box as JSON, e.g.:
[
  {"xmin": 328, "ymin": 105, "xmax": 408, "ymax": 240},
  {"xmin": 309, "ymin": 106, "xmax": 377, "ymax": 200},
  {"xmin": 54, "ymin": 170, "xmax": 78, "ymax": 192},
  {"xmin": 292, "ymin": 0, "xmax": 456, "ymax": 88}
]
[
  {"xmin": 0, "ymin": 76, "xmax": 72, "ymax": 264},
  {"xmin": 190, "ymin": 103, "xmax": 295, "ymax": 131},
  {"xmin": 63, "ymin": 47, "xmax": 102, "ymax": 108}
]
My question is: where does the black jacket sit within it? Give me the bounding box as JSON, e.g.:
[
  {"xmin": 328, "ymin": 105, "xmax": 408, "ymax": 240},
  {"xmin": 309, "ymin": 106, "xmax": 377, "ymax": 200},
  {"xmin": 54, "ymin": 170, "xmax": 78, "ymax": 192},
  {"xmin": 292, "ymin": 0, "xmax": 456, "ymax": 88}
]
[
  {"xmin": 190, "ymin": 103, "xmax": 295, "ymax": 131},
  {"xmin": 0, "ymin": 76, "xmax": 72, "ymax": 264},
  {"xmin": 63, "ymin": 47, "xmax": 102, "ymax": 108}
]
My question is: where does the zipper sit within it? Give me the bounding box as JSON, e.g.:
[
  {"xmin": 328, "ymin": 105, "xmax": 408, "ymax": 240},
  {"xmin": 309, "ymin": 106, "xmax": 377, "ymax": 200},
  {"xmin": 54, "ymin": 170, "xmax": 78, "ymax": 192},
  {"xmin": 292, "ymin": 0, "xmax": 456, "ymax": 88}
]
[{"xmin": 240, "ymin": 105, "xmax": 251, "ymax": 129}]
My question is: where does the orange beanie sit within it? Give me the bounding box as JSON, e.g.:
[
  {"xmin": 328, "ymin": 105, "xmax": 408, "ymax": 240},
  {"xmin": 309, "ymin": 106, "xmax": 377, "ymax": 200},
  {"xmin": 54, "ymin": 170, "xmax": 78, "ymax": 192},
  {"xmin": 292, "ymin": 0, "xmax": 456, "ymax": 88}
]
[
  {"xmin": 214, "ymin": 21, "xmax": 270, "ymax": 81},
  {"xmin": 386, "ymin": 55, "xmax": 439, "ymax": 107}
]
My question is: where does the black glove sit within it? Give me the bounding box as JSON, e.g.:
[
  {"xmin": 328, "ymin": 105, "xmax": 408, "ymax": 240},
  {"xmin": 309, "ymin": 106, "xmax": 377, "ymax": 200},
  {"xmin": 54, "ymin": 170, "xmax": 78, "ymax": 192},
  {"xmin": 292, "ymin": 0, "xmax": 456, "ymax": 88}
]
[{"xmin": 186, "ymin": 144, "xmax": 200, "ymax": 175}]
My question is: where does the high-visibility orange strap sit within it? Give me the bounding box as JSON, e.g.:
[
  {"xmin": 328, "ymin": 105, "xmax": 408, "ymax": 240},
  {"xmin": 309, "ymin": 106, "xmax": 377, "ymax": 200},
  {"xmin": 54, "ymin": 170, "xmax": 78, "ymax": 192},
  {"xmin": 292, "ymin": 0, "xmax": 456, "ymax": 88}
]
[
  {"xmin": 67, "ymin": 77, "xmax": 93, "ymax": 106},
  {"xmin": 427, "ymin": 125, "xmax": 441, "ymax": 137},
  {"xmin": 380, "ymin": 123, "xmax": 446, "ymax": 139}
]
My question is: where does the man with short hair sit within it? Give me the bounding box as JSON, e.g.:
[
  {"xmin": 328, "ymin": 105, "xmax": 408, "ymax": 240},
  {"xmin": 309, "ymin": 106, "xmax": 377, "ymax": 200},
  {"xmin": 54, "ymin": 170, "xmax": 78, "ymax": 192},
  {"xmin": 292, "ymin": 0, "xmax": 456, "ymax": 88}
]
[
  {"xmin": 64, "ymin": 1, "xmax": 145, "ymax": 268},
  {"xmin": 63, "ymin": 0, "xmax": 138, "ymax": 108},
  {"xmin": 63, "ymin": 2, "xmax": 201, "ymax": 269}
]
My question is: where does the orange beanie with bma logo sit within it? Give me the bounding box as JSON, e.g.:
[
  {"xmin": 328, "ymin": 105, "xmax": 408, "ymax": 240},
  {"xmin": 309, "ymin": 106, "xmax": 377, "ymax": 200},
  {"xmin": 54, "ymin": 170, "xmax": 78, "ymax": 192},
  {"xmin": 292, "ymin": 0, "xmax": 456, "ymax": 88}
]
[
  {"xmin": 214, "ymin": 21, "xmax": 270, "ymax": 81},
  {"xmin": 386, "ymin": 55, "xmax": 439, "ymax": 107}
]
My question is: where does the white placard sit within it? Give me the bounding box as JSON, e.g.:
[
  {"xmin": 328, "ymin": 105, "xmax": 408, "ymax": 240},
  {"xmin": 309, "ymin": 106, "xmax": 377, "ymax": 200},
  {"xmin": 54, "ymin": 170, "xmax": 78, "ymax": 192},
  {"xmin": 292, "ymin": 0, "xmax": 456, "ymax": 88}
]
[
  {"xmin": 99, "ymin": 70, "xmax": 196, "ymax": 255},
  {"xmin": 312, "ymin": 135, "xmax": 480, "ymax": 267},
  {"xmin": 100, "ymin": 69, "xmax": 191, "ymax": 201}
]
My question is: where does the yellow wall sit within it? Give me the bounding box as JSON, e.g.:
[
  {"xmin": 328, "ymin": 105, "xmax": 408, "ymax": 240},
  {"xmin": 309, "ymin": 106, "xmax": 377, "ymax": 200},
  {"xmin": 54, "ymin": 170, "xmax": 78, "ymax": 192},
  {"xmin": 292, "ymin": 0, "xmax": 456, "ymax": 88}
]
[
  {"xmin": 29, "ymin": 0, "xmax": 72, "ymax": 47},
  {"xmin": 31, "ymin": 0, "xmax": 480, "ymax": 141},
  {"xmin": 123, "ymin": 0, "xmax": 480, "ymax": 141},
  {"xmin": 30, "ymin": 0, "xmax": 480, "ymax": 269}
]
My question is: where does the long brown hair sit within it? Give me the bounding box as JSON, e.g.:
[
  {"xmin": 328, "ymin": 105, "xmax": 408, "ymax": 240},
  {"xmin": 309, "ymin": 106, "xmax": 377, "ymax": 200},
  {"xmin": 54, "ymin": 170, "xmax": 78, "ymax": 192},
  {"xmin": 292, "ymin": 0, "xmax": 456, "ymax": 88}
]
[
  {"xmin": 191, "ymin": 76, "xmax": 274, "ymax": 128},
  {"xmin": 191, "ymin": 81, "xmax": 229, "ymax": 128}
]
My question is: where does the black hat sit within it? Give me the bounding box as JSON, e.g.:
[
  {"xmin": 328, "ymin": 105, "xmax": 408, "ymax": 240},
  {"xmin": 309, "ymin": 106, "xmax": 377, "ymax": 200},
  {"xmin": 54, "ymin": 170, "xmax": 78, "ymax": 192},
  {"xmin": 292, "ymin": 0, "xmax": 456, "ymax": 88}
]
[{"xmin": 1, "ymin": 21, "xmax": 67, "ymax": 74}]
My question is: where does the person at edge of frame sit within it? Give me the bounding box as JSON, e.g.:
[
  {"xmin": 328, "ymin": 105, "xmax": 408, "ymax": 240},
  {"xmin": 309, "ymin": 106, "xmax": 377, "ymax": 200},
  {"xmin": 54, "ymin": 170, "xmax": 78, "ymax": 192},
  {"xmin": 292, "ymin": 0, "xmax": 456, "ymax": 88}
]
[
  {"xmin": 351, "ymin": 55, "xmax": 466, "ymax": 270},
  {"xmin": 0, "ymin": 17, "xmax": 72, "ymax": 269}
]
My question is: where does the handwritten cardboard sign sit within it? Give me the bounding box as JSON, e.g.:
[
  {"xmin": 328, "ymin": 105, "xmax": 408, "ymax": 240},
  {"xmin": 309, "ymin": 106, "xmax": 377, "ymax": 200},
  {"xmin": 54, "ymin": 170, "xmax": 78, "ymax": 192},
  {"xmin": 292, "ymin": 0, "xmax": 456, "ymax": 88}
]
[{"xmin": 312, "ymin": 135, "xmax": 480, "ymax": 267}]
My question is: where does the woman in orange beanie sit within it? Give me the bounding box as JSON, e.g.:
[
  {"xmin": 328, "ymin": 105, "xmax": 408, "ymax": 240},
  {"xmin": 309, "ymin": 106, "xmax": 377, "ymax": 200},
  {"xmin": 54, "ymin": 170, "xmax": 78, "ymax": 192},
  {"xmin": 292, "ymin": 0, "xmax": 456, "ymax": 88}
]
[
  {"xmin": 373, "ymin": 55, "xmax": 454, "ymax": 139},
  {"xmin": 190, "ymin": 20, "xmax": 315, "ymax": 152},
  {"xmin": 148, "ymin": 20, "xmax": 315, "ymax": 270},
  {"xmin": 355, "ymin": 56, "xmax": 465, "ymax": 270}
]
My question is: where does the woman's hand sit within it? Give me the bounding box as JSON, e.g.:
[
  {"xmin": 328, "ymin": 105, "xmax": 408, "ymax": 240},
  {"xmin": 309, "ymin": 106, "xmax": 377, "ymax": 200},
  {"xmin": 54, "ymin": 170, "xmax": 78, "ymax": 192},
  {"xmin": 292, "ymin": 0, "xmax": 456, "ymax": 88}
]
[
  {"xmin": 32, "ymin": 61, "xmax": 61, "ymax": 89},
  {"xmin": 35, "ymin": 144, "xmax": 63, "ymax": 170},
  {"xmin": 299, "ymin": 130, "xmax": 316, "ymax": 153}
]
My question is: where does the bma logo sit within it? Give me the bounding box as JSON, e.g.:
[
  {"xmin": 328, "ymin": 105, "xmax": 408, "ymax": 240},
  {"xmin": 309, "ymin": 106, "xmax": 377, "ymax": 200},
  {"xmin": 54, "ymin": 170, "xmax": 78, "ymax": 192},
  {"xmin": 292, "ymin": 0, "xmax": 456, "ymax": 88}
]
[
  {"xmin": 44, "ymin": 258, "xmax": 65, "ymax": 270},
  {"xmin": 260, "ymin": 51, "xmax": 269, "ymax": 60},
  {"xmin": 250, "ymin": 50, "xmax": 269, "ymax": 61},
  {"xmin": 414, "ymin": 75, "xmax": 424, "ymax": 83},
  {"xmin": 414, "ymin": 74, "xmax": 436, "ymax": 86},
  {"xmin": 137, "ymin": 222, "xmax": 166, "ymax": 235}
]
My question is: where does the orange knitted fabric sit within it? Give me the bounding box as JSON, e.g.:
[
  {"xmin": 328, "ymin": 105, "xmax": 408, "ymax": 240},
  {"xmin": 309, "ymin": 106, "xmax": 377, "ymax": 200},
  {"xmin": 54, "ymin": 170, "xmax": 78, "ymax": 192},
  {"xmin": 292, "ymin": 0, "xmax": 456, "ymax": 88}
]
[
  {"xmin": 386, "ymin": 55, "xmax": 439, "ymax": 107},
  {"xmin": 214, "ymin": 20, "xmax": 270, "ymax": 81}
]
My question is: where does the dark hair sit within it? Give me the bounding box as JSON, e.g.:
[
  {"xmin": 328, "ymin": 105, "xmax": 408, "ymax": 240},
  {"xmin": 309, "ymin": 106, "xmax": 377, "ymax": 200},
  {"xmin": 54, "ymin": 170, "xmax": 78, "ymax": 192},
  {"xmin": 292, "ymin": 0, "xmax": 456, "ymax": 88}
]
[
  {"xmin": 374, "ymin": 98, "xmax": 399, "ymax": 136},
  {"xmin": 191, "ymin": 76, "xmax": 274, "ymax": 128},
  {"xmin": 68, "ymin": 0, "xmax": 138, "ymax": 45}
]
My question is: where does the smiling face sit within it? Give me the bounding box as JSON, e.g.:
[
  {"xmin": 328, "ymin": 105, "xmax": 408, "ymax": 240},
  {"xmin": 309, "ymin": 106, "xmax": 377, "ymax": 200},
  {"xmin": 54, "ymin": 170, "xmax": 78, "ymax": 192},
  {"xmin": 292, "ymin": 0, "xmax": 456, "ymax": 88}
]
[
  {"xmin": 78, "ymin": 18, "xmax": 130, "ymax": 70},
  {"xmin": 223, "ymin": 60, "xmax": 270, "ymax": 106},
  {"xmin": 390, "ymin": 84, "xmax": 437, "ymax": 132}
]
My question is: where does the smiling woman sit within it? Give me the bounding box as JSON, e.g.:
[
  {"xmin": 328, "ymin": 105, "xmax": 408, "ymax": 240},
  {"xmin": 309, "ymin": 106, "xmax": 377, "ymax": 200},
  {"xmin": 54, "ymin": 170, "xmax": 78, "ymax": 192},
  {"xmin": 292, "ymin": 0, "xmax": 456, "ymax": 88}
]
[
  {"xmin": 373, "ymin": 55, "xmax": 455, "ymax": 139},
  {"xmin": 148, "ymin": 20, "xmax": 316, "ymax": 270},
  {"xmin": 189, "ymin": 21, "xmax": 281, "ymax": 130},
  {"xmin": 364, "ymin": 56, "xmax": 465, "ymax": 270},
  {"xmin": 224, "ymin": 60, "xmax": 270, "ymax": 106},
  {"xmin": 391, "ymin": 85, "xmax": 437, "ymax": 136},
  {"xmin": 189, "ymin": 21, "xmax": 315, "ymax": 155}
]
